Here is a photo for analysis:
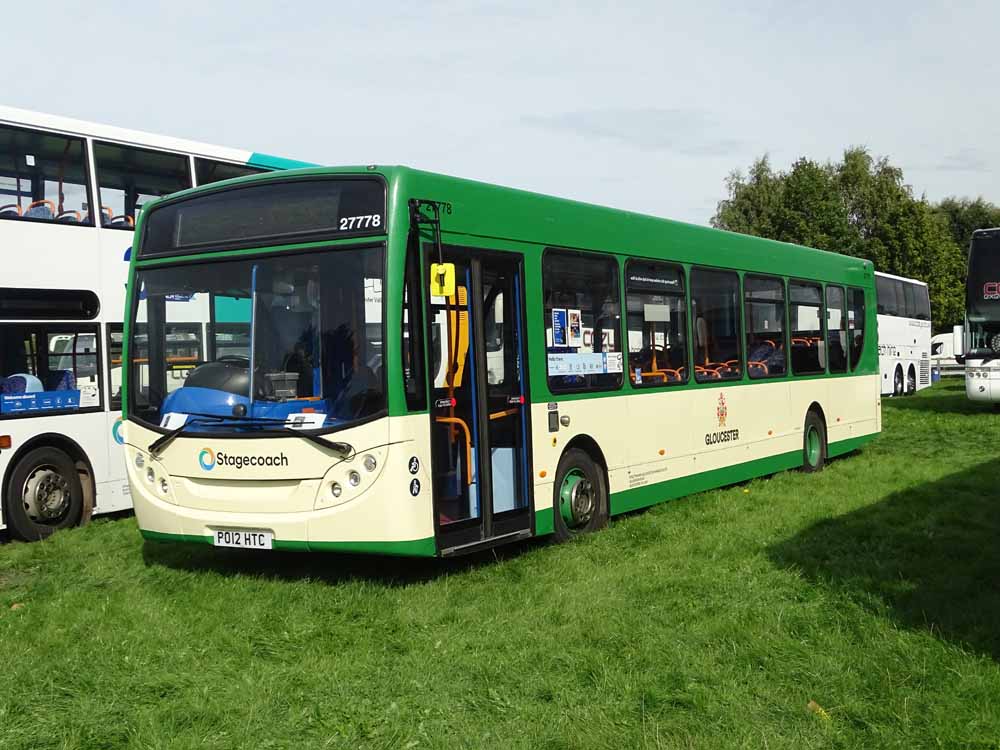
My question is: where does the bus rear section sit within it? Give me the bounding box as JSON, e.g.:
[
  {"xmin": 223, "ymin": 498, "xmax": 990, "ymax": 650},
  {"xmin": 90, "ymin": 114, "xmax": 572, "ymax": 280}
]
[{"xmin": 874, "ymin": 271, "xmax": 932, "ymax": 396}]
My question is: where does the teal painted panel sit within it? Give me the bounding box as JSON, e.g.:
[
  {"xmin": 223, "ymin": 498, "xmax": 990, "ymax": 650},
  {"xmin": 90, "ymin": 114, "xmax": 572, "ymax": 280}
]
[{"xmin": 247, "ymin": 152, "xmax": 317, "ymax": 170}]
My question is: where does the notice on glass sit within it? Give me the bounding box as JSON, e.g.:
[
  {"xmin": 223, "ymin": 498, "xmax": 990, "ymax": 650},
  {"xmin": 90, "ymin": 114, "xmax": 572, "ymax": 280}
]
[
  {"xmin": 552, "ymin": 308, "xmax": 567, "ymax": 346},
  {"xmin": 547, "ymin": 352, "xmax": 623, "ymax": 375},
  {"xmin": 567, "ymin": 309, "xmax": 583, "ymax": 347}
]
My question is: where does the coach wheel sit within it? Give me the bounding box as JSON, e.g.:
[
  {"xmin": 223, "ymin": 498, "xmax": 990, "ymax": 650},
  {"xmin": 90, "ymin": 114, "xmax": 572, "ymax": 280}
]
[
  {"xmin": 906, "ymin": 366, "xmax": 916, "ymax": 395},
  {"xmin": 892, "ymin": 366, "xmax": 904, "ymax": 397},
  {"xmin": 801, "ymin": 412, "xmax": 827, "ymax": 473},
  {"xmin": 553, "ymin": 447, "xmax": 608, "ymax": 542},
  {"xmin": 3, "ymin": 447, "xmax": 83, "ymax": 541}
]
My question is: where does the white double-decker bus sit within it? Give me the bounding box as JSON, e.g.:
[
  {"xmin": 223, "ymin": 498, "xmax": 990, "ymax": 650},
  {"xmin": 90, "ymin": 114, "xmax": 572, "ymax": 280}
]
[
  {"xmin": 875, "ymin": 271, "xmax": 932, "ymax": 396},
  {"xmin": 0, "ymin": 106, "xmax": 310, "ymax": 540}
]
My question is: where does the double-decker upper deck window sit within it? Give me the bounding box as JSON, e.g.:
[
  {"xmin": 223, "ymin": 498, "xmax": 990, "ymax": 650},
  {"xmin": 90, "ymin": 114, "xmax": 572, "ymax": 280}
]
[
  {"xmin": 848, "ymin": 286, "xmax": 866, "ymax": 369},
  {"xmin": 790, "ymin": 281, "xmax": 824, "ymax": 374},
  {"xmin": 195, "ymin": 158, "xmax": 267, "ymax": 186},
  {"xmin": 543, "ymin": 250, "xmax": 623, "ymax": 392},
  {"xmin": 826, "ymin": 285, "xmax": 848, "ymax": 373},
  {"xmin": 94, "ymin": 142, "xmax": 192, "ymax": 230},
  {"xmin": 691, "ymin": 268, "xmax": 741, "ymax": 382},
  {"xmin": 625, "ymin": 260, "xmax": 687, "ymax": 386},
  {"xmin": 744, "ymin": 276, "xmax": 786, "ymax": 379},
  {"xmin": 0, "ymin": 288, "xmax": 99, "ymax": 320},
  {"xmin": 140, "ymin": 177, "xmax": 387, "ymax": 257},
  {"xmin": 0, "ymin": 124, "xmax": 92, "ymax": 226}
]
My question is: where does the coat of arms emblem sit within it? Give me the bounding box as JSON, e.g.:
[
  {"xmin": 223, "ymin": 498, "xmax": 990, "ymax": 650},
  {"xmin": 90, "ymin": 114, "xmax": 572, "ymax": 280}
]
[{"xmin": 717, "ymin": 392, "xmax": 728, "ymax": 427}]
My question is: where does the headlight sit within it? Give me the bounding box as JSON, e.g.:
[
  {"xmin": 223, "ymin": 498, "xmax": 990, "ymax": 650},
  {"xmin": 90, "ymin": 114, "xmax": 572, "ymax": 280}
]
[
  {"xmin": 330, "ymin": 482, "xmax": 342, "ymax": 498},
  {"xmin": 159, "ymin": 478, "xmax": 169, "ymax": 494},
  {"xmin": 362, "ymin": 454, "xmax": 377, "ymax": 472},
  {"xmin": 348, "ymin": 470, "xmax": 361, "ymax": 487},
  {"xmin": 146, "ymin": 467, "xmax": 155, "ymax": 484},
  {"xmin": 134, "ymin": 453, "xmax": 145, "ymax": 469}
]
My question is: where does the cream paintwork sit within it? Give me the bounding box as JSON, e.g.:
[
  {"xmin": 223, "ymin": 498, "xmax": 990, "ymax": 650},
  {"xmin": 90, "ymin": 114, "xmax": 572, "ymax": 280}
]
[
  {"xmin": 530, "ymin": 375, "xmax": 880, "ymax": 501},
  {"xmin": 124, "ymin": 414, "xmax": 436, "ymax": 545}
]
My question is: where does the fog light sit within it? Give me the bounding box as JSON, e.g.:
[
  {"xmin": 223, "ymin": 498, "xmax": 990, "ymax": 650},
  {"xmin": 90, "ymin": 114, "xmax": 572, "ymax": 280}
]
[
  {"xmin": 363, "ymin": 454, "xmax": 377, "ymax": 472},
  {"xmin": 134, "ymin": 453, "xmax": 145, "ymax": 469},
  {"xmin": 146, "ymin": 467, "xmax": 155, "ymax": 484},
  {"xmin": 348, "ymin": 470, "xmax": 361, "ymax": 487},
  {"xmin": 330, "ymin": 482, "xmax": 342, "ymax": 498},
  {"xmin": 159, "ymin": 478, "xmax": 169, "ymax": 494}
]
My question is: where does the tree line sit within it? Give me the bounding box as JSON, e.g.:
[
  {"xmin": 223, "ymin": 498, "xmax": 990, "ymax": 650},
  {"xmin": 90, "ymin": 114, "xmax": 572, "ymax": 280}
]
[{"xmin": 711, "ymin": 148, "xmax": 1000, "ymax": 330}]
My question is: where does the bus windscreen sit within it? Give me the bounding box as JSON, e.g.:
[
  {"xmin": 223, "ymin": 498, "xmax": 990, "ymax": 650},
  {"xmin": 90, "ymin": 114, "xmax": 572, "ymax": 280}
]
[
  {"xmin": 968, "ymin": 233, "xmax": 1000, "ymax": 318},
  {"xmin": 140, "ymin": 177, "xmax": 386, "ymax": 257}
]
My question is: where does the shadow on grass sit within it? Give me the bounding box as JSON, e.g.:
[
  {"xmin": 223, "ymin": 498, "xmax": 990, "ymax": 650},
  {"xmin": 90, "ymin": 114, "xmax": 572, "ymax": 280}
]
[
  {"xmin": 141, "ymin": 534, "xmax": 545, "ymax": 587},
  {"xmin": 769, "ymin": 458, "xmax": 1000, "ymax": 660}
]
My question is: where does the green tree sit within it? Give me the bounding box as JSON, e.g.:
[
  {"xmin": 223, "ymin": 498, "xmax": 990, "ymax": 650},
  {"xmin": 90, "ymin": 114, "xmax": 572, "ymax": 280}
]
[
  {"xmin": 712, "ymin": 148, "xmax": 966, "ymax": 329},
  {"xmin": 935, "ymin": 196, "xmax": 1000, "ymax": 261}
]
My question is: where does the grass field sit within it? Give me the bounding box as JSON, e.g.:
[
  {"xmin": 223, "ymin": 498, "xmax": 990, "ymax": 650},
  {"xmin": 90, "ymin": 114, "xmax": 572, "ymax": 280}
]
[{"xmin": 1, "ymin": 379, "xmax": 999, "ymax": 749}]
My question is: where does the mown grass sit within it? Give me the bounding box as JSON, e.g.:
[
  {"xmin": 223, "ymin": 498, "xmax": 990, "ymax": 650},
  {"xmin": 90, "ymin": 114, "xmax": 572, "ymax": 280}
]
[{"xmin": 1, "ymin": 379, "xmax": 999, "ymax": 749}]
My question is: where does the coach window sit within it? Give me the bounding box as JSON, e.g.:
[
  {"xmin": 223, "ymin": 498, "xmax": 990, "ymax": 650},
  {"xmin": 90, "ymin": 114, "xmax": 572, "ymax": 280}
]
[
  {"xmin": 913, "ymin": 283, "xmax": 931, "ymax": 321},
  {"xmin": 108, "ymin": 324, "xmax": 124, "ymax": 409},
  {"xmin": 826, "ymin": 285, "xmax": 848, "ymax": 373},
  {"xmin": 94, "ymin": 142, "xmax": 191, "ymax": 230},
  {"xmin": 625, "ymin": 260, "xmax": 688, "ymax": 386},
  {"xmin": 691, "ymin": 268, "xmax": 741, "ymax": 382},
  {"xmin": 543, "ymin": 250, "xmax": 623, "ymax": 392},
  {"xmin": 848, "ymin": 287, "xmax": 866, "ymax": 370},
  {"xmin": 194, "ymin": 158, "xmax": 267, "ymax": 186},
  {"xmin": 876, "ymin": 275, "xmax": 899, "ymax": 316},
  {"xmin": 790, "ymin": 281, "xmax": 824, "ymax": 374},
  {"xmin": 0, "ymin": 124, "xmax": 92, "ymax": 225},
  {"xmin": 0, "ymin": 324, "xmax": 102, "ymax": 417},
  {"xmin": 744, "ymin": 276, "xmax": 786, "ymax": 379}
]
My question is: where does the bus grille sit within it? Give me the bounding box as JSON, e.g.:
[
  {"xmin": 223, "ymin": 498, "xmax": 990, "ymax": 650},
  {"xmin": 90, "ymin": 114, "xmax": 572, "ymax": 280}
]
[{"xmin": 920, "ymin": 356, "xmax": 930, "ymax": 385}]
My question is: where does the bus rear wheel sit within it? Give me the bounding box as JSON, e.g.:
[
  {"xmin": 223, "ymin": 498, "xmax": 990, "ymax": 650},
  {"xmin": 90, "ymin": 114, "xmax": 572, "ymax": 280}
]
[
  {"xmin": 906, "ymin": 366, "xmax": 917, "ymax": 395},
  {"xmin": 553, "ymin": 447, "xmax": 608, "ymax": 542},
  {"xmin": 893, "ymin": 366, "xmax": 904, "ymax": 397},
  {"xmin": 801, "ymin": 412, "xmax": 827, "ymax": 473},
  {"xmin": 3, "ymin": 447, "xmax": 83, "ymax": 541}
]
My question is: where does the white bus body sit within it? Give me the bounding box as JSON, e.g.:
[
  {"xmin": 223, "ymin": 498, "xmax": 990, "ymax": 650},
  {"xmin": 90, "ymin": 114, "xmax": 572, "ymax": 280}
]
[
  {"xmin": 0, "ymin": 106, "xmax": 310, "ymax": 540},
  {"xmin": 875, "ymin": 271, "xmax": 932, "ymax": 396}
]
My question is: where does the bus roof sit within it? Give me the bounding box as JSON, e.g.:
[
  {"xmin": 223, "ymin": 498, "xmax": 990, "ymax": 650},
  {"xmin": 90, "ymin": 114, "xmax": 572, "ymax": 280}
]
[
  {"xmin": 141, "ymin": 164, "xmax": 875, "ymax": 284},
  {"xmin": 0, "ymin": 105, "xmax": 313, "ymax": 170}
]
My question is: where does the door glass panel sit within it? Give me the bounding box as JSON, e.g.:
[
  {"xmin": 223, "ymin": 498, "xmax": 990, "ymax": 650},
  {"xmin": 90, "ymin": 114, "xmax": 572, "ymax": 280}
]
[
  {"xmin": 482, "ymin": 264, "xmax": 527, "ymax": 517},
  {"xmin": 429, "ymin": 260, "xmax": 480, "ymax": 525}
]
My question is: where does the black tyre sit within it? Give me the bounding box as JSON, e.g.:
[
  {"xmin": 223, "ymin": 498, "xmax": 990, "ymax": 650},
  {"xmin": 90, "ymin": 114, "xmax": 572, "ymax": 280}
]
[
  {"xmin": 893, "ymin": 366, "xmax": 904, "ymax": 397},
  {"xmin": 3, "ymin": 447, "xmax": 83, "ymax": 541},
  {"xmin": 552, "ymin": 447, "xmax": 608, "ymax": 542},
  {"xmin": 801, "ymin": 411, "xmax": 827, "ymax": 473},
  {"xmin": 906, "ymin": 366, "xmax": 917, "ymax": 395}
]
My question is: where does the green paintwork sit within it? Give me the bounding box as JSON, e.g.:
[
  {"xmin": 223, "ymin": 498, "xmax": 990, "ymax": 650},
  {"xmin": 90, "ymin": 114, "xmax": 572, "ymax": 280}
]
[
  {"xmin": 806, "ymin": 426, "xmax": 821, "ymax": 465},
  {"xmin": 534, "ymin": 506, "xmax": 554, "ymax": 537},
  {"xmin": 559, "ymin": 469, "xmax": 585, "ymax": 526},
  {"xmin": 140, "ymin": 529, "xmax": 437, "ymax": 557}
]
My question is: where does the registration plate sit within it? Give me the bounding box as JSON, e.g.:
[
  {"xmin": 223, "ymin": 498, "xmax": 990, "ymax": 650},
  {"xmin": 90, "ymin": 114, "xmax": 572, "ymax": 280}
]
[{"xmin": 213, "ymin": 528, "xmax": 273, "ymax": 550}]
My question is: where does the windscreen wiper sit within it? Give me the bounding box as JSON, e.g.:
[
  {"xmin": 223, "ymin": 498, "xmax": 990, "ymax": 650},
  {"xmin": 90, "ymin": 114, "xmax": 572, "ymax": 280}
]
[{"xmin": 148, "ymin": 415, "xmax": 225, "ymax": 456}]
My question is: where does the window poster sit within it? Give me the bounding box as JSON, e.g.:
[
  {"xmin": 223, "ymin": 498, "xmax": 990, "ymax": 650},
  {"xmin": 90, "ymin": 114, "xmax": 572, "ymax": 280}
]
[
  {"xmin": 567, "ymin": 309, "xmax": 583, "ymax": 347},
  {"xmin": 552, "ymin": 308, "xmax": 567, "ymax": 346}
]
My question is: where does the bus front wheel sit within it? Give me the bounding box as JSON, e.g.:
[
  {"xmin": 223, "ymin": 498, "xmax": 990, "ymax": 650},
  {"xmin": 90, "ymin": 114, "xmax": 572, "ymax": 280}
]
[
  {"xmin": 3, "ymin": 447, "xmax": 84, "ymax": 541},
  {"xmin": 801, "ymin": 412, "xmax": 827, "ymax": 473},
  {"xmin": 553, "ymin": 447, "xmax": 608, "ymax": 542}
]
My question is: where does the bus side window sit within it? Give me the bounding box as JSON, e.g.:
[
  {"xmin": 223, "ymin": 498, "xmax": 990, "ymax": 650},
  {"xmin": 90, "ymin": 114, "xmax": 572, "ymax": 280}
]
[
  {"xmin": 94, "ymin": 142, "xmax": 192, "ymax": 230},
  {"xmin": 690, "ymin": 268, "xmax": 742, "ymax": 382},
  {"xmin": 625, "ymin": 259, "xmax": 688, "ymax": 387},
  {"xmin": 0, "ymin": 123, "xmax": 92, "ymax": 226},
  {"xmin": 108, "ymin": 324, "xmax": 124, "ymax": 410},
  {"xmin": 790, "ymin": 281, "xmax": 825, "ymax": 375},
  {"xmin": 848, "ymin": 287, "xmax": 866, "ymax": 370},
  {"xmin": 826, "ymin": 285, "xmax": 848, "ymax": 373},
  {"xmin": 744, "ymin": 275, "xmax": 786, "ymax": 379},
  {"xmin": 194, "ymin": 158, "xmax": 266, "ymax": 186}
]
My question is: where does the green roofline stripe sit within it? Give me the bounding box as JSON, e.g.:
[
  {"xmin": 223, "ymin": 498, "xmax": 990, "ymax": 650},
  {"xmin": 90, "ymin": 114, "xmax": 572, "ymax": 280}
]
[{"xmin": 247, "ymin": 152, "xmax": 318, "ymax": 170}]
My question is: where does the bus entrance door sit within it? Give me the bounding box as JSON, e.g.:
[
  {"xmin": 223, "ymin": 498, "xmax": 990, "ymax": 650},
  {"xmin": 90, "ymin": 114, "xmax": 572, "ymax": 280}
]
[{"xmin": 427, "ymin": 250, "xmax": 533, "ymax": 554}]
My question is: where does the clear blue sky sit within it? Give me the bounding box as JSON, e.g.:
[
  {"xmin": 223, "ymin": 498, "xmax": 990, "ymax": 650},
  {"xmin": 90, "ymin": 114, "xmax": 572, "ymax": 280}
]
[{"xmin": 8, "ymin": 1, "xmax": 998, "ymax": 224}]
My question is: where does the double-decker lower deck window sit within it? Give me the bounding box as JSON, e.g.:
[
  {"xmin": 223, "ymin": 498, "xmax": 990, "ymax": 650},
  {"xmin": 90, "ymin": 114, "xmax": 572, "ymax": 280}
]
[
  {"xmin": 744, "ymin": 276, "xmax": 786, "ymax": 379},
  {"xmin": 0, "ymin": 124, "xmax": 92, "ymax": 226},
  {"xmin": 625, "ymin": 260, "xmax": 688, "ymax": 386},
  {"xmin": 691, "ymin": 268, "xmax": 741, "ymax": 382},
  {"xmin": 826, "ymin": 285, "xmax": 848, "ymax": 373},
  {"xmin": 543, "ymin": 250, "xmax": 623, "ymax": 392},
  {"xmin": 0, "ymin": 324, "xmax": 101, "ymax": 416},
  {"xmin": 790, "ymin": 281, "xmax": 824, "ymax": 374}
]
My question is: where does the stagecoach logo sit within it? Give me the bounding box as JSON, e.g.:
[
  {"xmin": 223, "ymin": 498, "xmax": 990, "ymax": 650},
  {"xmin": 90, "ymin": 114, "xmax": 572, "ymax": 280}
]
[
  {"xmin": 984, "ymin": 281, "xmax": 1000, "ymax": 300},
  {"xmin": 706, "ymin": 392, "xmax": 740, "ymax": 446},
  {"xmin": 198, "ymin": 447, "xmax": 289, "ymax": 472},
  {"xmin": 112, "ymin": 417, "xmax": 125, "ymax": 446}
]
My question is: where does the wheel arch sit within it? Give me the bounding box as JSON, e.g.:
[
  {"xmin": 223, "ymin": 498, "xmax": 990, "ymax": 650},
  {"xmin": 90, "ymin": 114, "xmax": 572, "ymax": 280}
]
[
  {"xmin": 805, "ymin": 401, "xmax": 827, "ymax": 429},
  {"xmin": 1, "ymin": 433, "xmax": 96, "ymax": 527}
]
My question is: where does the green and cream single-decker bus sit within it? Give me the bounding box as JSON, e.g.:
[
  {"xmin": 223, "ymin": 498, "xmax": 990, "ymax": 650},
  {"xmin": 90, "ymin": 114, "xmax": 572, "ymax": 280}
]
[{"xmin": 121, "ymin": 166, "xmax": 881, "ymax": 557}]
